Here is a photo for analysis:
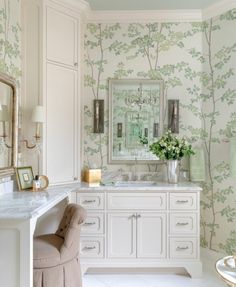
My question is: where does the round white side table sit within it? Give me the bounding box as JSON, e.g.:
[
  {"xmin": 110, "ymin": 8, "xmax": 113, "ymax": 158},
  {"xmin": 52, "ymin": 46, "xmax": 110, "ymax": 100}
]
[{"xmin": 216, "ymin": 256, "xmax": 236, "ymax": 287}]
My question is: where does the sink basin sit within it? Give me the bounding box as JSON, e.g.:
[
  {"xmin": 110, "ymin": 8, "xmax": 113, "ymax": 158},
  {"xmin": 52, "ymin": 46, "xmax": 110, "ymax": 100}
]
[{"xmin": 114, "ymin": 181, "xmax": 156, "ymax": 187}]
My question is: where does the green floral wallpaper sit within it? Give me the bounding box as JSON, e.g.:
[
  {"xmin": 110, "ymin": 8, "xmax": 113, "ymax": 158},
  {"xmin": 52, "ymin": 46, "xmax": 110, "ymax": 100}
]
[
  {"xmin": 0, "ymin": 0, "xmax": 21, "ymax": 79},
  {"xmin": 200, "ymin": 11, "xmax": 236, "ymax": 252},
  {"xmin": 84, "ymin": 9, "xmax": 236, "ymax": 253},
  {"xmin": 84, "ymin": 22, "xmax": 203, "ymax": 170}
]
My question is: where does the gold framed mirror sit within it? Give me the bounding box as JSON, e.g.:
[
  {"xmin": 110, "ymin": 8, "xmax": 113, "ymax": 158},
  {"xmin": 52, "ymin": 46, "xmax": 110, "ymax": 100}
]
[{"xmin": 0, "ymin": 72, "xmax": 18, "ymax": 177}]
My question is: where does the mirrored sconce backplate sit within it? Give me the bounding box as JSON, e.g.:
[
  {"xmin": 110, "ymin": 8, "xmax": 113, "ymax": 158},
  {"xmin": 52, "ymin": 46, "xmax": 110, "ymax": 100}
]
[
  {"xmin": 168, "ymin": 100, "xmax": 179, "ymax": 134},
  {"xmin": 94, "ymin": 99, "xmax": 104, "ymax": 133}
]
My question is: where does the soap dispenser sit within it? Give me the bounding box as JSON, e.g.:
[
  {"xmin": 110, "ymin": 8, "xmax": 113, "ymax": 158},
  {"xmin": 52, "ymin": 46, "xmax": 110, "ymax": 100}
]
[{"xmin": 33, "ymin": 175, "xmax": 41, "ymax": 191}]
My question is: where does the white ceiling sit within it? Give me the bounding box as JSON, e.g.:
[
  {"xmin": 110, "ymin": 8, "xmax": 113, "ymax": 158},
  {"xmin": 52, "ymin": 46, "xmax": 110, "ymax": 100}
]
[{"xmin": 85, "ymin": 0, "xmax": 222, "ymax": 10}]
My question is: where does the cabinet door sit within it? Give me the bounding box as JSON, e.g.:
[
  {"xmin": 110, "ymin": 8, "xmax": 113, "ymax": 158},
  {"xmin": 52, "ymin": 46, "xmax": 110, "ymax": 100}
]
[
  {"xmin": 46, "ymin": 7, "xmax": 78, "ymax": 67},
  {"xmin": 137, "ymin": 213, "xmax": 166, "ymax": 258},
  {"xmin": 107, "ymin": 213, "xmax": 136, "ymax": 258},
  {"xmin": 46, "ymin": 63, "xmax": 77, "ymax": 183}
]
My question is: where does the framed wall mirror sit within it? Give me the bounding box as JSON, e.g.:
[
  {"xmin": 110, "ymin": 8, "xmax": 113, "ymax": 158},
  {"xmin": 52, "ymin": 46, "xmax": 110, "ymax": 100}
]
[
  {"xmin": 109, "ymin": 79, "xmax": 165, "ymax": 164},
  {"xmin": 0, "ymin": 73, "xmax": 18, "ymax": 177}
]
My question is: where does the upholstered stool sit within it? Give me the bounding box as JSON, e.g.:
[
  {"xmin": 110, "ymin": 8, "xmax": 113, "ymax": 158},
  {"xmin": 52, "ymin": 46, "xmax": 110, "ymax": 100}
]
[{"xmin": 33, "ymin": 204, "xmax": 86, "ymax": 287}]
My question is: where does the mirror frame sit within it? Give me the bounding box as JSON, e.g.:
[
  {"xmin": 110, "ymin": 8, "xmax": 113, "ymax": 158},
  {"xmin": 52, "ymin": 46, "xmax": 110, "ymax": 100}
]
[
  {"xmin": 108, "ymin": 79, "xmax": 164, "ymax": 164},
  {"xmin": 0, "ymin": 72, "xmax": 18, "ymax": 177}
]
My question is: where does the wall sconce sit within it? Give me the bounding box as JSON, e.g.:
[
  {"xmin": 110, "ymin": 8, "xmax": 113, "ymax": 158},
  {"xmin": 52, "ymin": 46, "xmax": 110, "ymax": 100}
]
[
  {"xmin": 144, "ymin": 128, "xmax": 148, "ymax": 137},
  {"xmin": 153, "ymin": 123, "xmax": 159, "ymax": 138},
  {"xmin": 94, "ymin": 100, "xmax": 104, "ymax": 133},
  {"xmin": 22, "ymin": 105, "xmax": 45, "ymax": 149},
  {"xmin": 230, "ymin": 137, "xmax": 236, "ymax": 177},
  {"xmin": 117, "ymin": 123, "xmax": 122, "ymax": 138},
  {"xmin": 168, "ymin": 100, "xmax": 179, "ymax": 133},
  {"xmin": 0, "ymin": 105, "xmax": 11, "ymax": 148}
]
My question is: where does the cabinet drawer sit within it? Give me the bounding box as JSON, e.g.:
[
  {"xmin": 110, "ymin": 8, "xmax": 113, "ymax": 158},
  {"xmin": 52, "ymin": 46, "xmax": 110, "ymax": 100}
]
[
  {"xmin": 170, "ymin": 193, "xmax": 197, "ymax": 210},
  {"xmin": 77, "ymin": 193, "xmax": 104, "ymax": 210},
  {"xmin": 80, "ymin": 237, "xmax": 104, "ymax": 258},
  {"xmin": 108, "ymin": 193, "xmax": 166, "ymax": 210},
  {"xmin": 170, "ymin": 213, "xmax": 197, "ymax": 235},
  {"xmin": 170, "ymin": 238, "xmax": 197, "ymax": 259},
  {"xmin": 81, "ymin": 213, "xmax": 104, "ymax": 234}
]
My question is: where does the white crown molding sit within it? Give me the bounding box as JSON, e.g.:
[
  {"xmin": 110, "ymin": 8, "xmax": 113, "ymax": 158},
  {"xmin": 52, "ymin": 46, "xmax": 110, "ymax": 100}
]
[
  {"xmin": 85, "ymin": 0, "xmax": 236, "ymax": 23},
  {"xmin": 203, "ymin": 0, "xmax": 236, "ymax": 20},
  {"xmin": 87, "ymin": 10, "xmax": 203, "ymax": 23}
]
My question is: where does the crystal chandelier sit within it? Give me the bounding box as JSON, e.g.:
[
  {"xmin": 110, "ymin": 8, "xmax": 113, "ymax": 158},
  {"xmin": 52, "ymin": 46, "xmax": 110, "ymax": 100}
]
[{"xmin": 125, "ymin": 83, "xmax": 158, "ymax": 109}]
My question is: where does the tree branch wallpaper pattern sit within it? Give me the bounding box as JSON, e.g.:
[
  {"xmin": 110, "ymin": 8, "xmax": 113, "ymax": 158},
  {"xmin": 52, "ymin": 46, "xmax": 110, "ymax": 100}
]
[
  {"xmin": 84, "ymin": 10, "xmax": 236, "ymax": 253},
  {"xmin": 0, "ymin": 0, "xmax": 235, "ymax": 255},
  {"xmin": 0, "ymin": 0, "xmax": 21, "ymax": 79}
]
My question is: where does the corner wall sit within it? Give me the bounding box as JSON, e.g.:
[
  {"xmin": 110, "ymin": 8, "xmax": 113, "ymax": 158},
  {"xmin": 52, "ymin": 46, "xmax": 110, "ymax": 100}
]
[
  {"xmin": 83, "ymin": 10, "xmax": 236, "ymax": 253},
  {"xmin": 200, "ymin": 9, "xmax": 236, "ymax": 252}
]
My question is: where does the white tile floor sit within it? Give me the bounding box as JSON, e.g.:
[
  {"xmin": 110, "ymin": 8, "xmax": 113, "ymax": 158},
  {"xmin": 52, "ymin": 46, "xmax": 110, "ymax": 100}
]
[{"xmin": 83, "ymin": 249, "xmax": 227, "ymax": 287}]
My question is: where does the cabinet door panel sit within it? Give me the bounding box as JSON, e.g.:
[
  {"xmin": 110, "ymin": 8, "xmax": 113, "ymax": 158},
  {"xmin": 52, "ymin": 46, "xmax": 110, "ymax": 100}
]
[
  {"xmin": 170, "ymin": 193, "xmax": 197, "ymax": 210},
  {"xmin": 77, "ymin": 193, "xmax": 104, "ymax": 210},
  {"xmin": 170, "ymin": 238, "xmax": 197, "ymax": 259},
  {"xmin": 108, "ymin": 193, "xmax": 166, "ymax": 210},
  {"xmin": 137, "ymin": 213, "xmax": 166, "ymax": 258},
  {"xmin": 46, "ymin": 63, "xmax": 77, "ymax": 183},
  {"xmin": 170, "ymin": 213, "xmax": 197, "ymax": 235},
  {"xmin": 107, "ymin": 213, "xmax": 136, "ymax": 258},
  {"xmin": 47, "ymin": 7, "xmax": 77, "ymax": 67},
  {"xmin": 80, "ymin": 237, "xmax": 104, "ymax": 258}
]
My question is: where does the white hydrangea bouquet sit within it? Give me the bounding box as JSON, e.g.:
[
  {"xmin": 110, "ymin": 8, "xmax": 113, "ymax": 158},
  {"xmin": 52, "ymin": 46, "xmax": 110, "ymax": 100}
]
[{"xmin": 149, "ymin": 130, "xmax": 194, "ymax": 160}]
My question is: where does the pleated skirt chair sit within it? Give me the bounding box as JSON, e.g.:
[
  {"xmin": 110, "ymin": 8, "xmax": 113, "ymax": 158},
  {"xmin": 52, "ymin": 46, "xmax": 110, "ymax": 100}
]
[{"xmin": 33, "ymin": 203, "xmax": 86, "ymax": 287}]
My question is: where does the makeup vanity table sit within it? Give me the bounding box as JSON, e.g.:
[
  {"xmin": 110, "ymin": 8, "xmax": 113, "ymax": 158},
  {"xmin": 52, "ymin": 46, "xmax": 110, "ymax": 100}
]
[
  {"xmin": 0, "ymin": 185, "xmax": 76, "ymax": 287},
  {"xmin": 0, "ymin": 180, "xmax": 202, "ymax": 287}
]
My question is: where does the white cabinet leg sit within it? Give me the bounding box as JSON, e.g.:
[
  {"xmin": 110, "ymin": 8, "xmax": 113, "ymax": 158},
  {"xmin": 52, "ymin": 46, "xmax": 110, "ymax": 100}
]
[
  {"xmin": 18, "ymin": 218, "xmax": 37, "ymax": 287},
  {"xmin": 185, "ymin": 262, "xmax": 202, "ymax": 278},
  {"xmin": 81, "ymin": 265, "xmax": 89, "ymax": 276}
]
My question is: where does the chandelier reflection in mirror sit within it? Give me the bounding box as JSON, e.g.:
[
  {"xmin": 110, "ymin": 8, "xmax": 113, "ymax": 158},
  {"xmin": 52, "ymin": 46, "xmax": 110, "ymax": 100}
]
[{"xmin": 125, "ymin": 83, "xmax": 159, "ymax": 110}]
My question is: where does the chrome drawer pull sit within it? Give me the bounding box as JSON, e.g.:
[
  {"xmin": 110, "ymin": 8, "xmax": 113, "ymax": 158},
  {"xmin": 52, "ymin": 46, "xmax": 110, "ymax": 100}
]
[
  {"xmin": 176, "ymin": 222, "xmax": 189, "ymax": 226},
  {"xmin": 176, "ymin": 246, "xmax": 189, "ymax": 250},
  {"xmin": 84, "ymin": 246, "xmax": 96, "ymax": 250},
  {"xmin": 176, "ymin": 200, "xmax": 189, "ymax": 204},
  {"xmin": 84, "ymin": 222, "xmax": 96, "ymax": 226},
  {"xmin": 83, "ymin": 199, "xmax": 96, "ymax": 203}
]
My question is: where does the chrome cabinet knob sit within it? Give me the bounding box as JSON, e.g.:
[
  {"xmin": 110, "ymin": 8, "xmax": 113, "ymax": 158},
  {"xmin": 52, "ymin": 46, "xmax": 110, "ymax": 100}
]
[
  {"xmin": 83, "ymin": 199, "xmax": 96, "ymax": 203},
  {"xmin": 176, "ymin": 246, "xmax": 189, "ymax": 250}
]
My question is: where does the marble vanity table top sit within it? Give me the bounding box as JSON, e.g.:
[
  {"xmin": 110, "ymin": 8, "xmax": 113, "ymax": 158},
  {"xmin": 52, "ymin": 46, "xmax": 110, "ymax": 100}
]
[
  {"xmin": 76, "ymin": 181, "xmax": 202, "ymax": 192},
  {"xmin": 0, "ymin": 184, "xmax": 76, "ymax": 219}
]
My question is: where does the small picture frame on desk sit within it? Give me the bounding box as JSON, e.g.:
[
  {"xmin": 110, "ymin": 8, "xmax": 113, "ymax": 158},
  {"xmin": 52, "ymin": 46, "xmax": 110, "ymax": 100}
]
[{"xmin": 16, "ymin": 166, "xmax": 34, "ymax": 191}]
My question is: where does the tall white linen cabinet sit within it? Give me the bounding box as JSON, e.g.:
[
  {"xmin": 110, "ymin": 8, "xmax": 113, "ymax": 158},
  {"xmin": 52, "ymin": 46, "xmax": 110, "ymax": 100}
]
[{"xmin": 22, "ymin": 0, "xmax": 89, "ymax": 184}]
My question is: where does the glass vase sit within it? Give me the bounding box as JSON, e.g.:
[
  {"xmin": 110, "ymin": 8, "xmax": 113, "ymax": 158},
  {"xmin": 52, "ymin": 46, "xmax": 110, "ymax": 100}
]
[{"xmin": 167, "ymin": 160, "xmax": 180, "ymax": 184}]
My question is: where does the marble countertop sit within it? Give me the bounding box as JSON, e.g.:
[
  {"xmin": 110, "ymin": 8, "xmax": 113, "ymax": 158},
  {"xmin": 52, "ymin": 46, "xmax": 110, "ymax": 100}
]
[
  {"xmin": 74, "ymin": 181, "xmax": 202, "ymax": 192},
  {"xmin": 0, "ymin": 181, "xmax": 202, "ymax": 219},
  {"xmin": 0, "ymin": 184, "xmax": 76, "ymax": 220}
]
